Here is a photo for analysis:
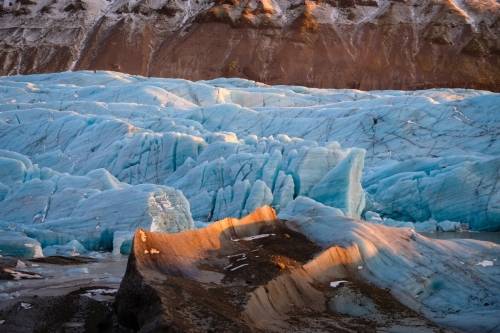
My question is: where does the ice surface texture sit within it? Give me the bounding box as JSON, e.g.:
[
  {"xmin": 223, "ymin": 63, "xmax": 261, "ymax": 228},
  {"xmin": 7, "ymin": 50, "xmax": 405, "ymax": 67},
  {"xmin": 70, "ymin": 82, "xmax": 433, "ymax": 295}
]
[
  {"xmin": 0, "ymin": 149, "xmax": 194, "ymax": 254},
  {"xmin": 365, "ymin": 156, "xmax": 500, "ymax": 231},
  {"xmin": 279, "ymin": 199, "xmax": 500, "ymax": 332},
  {"xmin": 0, "ymin": 71, "xmax": 499, "ymax": 256}
]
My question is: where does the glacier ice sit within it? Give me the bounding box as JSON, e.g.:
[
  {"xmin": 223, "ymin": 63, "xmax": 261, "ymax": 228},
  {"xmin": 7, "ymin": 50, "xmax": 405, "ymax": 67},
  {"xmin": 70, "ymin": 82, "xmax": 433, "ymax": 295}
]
[
  {"xmin": 0, "ymin": 231, "xmax": 43, "ymax": 258},
  {"xmin": 309, "ymin": 148, "xmax": 366, "ymax": 218},
  {"xmin": 365, "ymin": 156, "xmax": 500, "ymax": 231},
  {"xmin": 364, "ymin": 211, "xmax": 463, "ymax": 233},
  {"xmin": 113, "ymin": 231, "xmax": 133, "ymax": 256},
  {"xmin": 0, "ymin": 228, "xmax": 43, "ymax": 258},
  {"xmin": 278, "ymin": 196, "xmax": 346, "ymax": 231},
  {"xmin": 437, "ymin": 220, "xmax": 462, "ymax": 232},
  {"xmin": 0, "ymin": 70, "xmax": 499, "ymax": 254},
  {"xmin": 0, "ymin": 149, "xmax": 194, "ymax": 257},
  {"xmin": 43, "ymin": 240, "xmax": 87, "ymax": 257}
]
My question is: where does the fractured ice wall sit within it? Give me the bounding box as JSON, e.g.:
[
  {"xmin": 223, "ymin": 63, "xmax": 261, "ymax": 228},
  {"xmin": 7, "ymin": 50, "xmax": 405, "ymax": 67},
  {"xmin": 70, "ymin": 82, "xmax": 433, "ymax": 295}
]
[
  {"xmin": 0, "ymin": 149, "xmax": 194, "ymax": 256},
  {"xmin": 0, "ymin": 72, "xmax": 368, "ymax": 224},
  {"xmin": 0, "ymin": 71, "xmax": 498, "ymax": 234},
  {"xmin": 167, "ymin": 137, "xmax": 366, "ymax": 221},
  {"xmin": 364, "ymin": 156, "xmax": 500, "ymax": 231}
]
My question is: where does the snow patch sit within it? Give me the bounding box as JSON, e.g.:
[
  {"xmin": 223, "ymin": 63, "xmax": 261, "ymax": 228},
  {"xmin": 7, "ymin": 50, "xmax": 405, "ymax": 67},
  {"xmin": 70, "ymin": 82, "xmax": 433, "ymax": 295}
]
[
  {"xmin": 476, "ymin": 260, "xmax": 494, "ymax": 268},
  {"xmin": 330, "ymin": 280, "xmax": 348, "ymax": 288},
  {"xmin": 232, "ymin": 234, "xmax": 276, "ymax": 242}
]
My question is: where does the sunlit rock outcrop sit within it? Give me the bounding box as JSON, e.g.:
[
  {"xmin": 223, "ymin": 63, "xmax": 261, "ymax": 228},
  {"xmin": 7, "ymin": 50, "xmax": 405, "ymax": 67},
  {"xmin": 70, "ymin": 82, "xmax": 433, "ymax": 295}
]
[{"xmin": 116, "ymin": 206, "xmax": 500, "ymax": 332}]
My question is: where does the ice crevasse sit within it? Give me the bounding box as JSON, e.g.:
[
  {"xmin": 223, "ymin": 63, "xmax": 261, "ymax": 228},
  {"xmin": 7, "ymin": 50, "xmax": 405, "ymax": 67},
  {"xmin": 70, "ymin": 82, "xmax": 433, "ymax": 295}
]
[{"xmin": 0, "ymin": 71, "xmax": 498, "ymax": 256}]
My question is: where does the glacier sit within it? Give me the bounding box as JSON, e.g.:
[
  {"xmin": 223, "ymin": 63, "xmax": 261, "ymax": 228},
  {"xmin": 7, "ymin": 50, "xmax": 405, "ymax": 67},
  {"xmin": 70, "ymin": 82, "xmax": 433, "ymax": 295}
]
[
  {"xmin": 0, "ymin": 149, "xmax": 194, "ymax": 256},
  {"xmin": 0, "ymin": 71, "xmax": 499, "ymax": 257}
]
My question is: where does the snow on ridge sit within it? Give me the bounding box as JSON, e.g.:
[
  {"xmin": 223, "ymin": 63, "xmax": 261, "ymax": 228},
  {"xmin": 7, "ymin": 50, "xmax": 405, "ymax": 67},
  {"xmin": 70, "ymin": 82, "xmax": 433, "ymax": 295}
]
[{"xmin": 0, "ymin": 71, "xmax": 498, "ymax": 257}]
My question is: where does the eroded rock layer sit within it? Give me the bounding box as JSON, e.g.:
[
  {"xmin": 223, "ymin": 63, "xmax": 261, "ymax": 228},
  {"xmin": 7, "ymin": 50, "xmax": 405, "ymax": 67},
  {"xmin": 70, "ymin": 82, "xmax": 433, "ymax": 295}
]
[
  {"xmin": 116, "ymin": 206, "xmax": 500, "ymax": 332},
  {"xmin": 1, "ymin": 0, "xmax": 499, "ymax": 90}
]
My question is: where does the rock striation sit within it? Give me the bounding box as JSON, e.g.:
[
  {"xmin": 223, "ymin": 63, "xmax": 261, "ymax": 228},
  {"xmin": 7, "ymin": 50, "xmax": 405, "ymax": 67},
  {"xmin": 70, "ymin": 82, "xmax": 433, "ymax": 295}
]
[{"xmin": 1, "ymin": 0, "xmax": 499, "ymax": 90}]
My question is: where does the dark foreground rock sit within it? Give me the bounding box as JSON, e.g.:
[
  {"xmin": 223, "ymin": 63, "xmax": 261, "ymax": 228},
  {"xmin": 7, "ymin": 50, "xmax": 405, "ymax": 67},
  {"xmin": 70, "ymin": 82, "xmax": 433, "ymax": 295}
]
[
  {"xmin": 2, "ymin": 206, "xmax": 499, "ymax": 332},
  {"xmin": 0, "ymin": 289, "xmax": 122, "ymax": 333},
  {"xmin": 29, "ymin": 256, "xmax": 98, "ymax": 266},
  {"xmin": 115, "ymin": 206, "xmax": 448, "ymax": 332},
  {"xmin": 0, "ymin": 255, "xmax": 128, "ymax": 332}
]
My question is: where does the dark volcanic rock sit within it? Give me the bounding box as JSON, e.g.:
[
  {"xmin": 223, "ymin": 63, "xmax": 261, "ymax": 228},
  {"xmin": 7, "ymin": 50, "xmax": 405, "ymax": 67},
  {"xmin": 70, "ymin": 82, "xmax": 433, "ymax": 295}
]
[
  {"xmin": 0, "ymin": 293, "xmax": 117, "ymax": 333},
  {"xmin": 0, "ymin": 0, "xmax": 499, "ymax": 91},
  {"xmin": 29, "ymin": 255, "xmax": 98, "ymax": 266}
]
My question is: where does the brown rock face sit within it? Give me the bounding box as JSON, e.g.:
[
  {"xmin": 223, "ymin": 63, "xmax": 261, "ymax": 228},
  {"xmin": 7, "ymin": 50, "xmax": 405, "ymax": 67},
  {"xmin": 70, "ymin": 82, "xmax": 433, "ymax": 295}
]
[{"xmin": 1, "ymin": 0, "xmax": 499, "ymax": 91}]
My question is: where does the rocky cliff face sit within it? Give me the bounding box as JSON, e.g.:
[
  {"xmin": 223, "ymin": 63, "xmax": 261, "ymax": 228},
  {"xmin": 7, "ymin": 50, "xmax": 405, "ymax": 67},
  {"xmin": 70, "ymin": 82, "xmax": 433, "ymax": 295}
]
[{"xmin": 1, "ymin": 0, "xmax": 499, "ymax": 90}]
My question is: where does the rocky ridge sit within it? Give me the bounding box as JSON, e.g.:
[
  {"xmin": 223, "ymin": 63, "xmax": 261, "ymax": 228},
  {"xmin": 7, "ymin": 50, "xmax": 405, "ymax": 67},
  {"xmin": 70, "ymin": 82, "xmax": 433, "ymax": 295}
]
[
  {"xmin": 1, "ymin": 0, "xmax": 499, "ymax": 90},
  {"xmin": 115, "ymin": 205, "xmax": 500, "ymax": 332}
]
